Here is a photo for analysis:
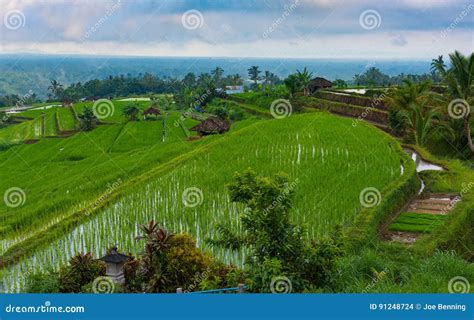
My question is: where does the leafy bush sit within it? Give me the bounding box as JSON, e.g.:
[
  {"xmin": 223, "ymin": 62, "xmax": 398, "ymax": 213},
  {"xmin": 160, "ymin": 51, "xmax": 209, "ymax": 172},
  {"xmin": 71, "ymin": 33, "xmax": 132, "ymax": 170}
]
[
  {"xmin": 210, "ymin": 169, "xmax": 344, "ymax": 292},
  {"xmin": 25, "ymin": 268, "xmax": 61, "ymax": 293},
  {"xmin": 58, "ymin": 252, "xmax": 106, "ymax": 293}
]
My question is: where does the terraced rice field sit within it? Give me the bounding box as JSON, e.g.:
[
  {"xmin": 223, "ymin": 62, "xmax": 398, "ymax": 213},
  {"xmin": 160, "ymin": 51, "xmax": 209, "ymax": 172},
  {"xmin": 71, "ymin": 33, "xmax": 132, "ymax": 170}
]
[{"xmin": 1, "ymin": 113, "xmax": 403, "ymax": 292}]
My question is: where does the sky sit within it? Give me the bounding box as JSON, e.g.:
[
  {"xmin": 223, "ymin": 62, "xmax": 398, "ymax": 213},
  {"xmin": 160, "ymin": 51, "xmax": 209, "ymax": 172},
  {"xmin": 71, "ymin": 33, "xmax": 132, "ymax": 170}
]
[{"xmin": 0, "ymin": 0, "xmax": 473, "ymax": 59}]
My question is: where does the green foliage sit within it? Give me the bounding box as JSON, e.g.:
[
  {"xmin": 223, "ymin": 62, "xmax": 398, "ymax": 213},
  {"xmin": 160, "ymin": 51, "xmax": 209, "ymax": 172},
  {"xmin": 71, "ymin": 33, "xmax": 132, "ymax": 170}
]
[
  {"xmin": 58, "ymin": 252, "xmax": 106, "ymax": 293},
  {"xmin": 387, "ymin": 80, "xmax": 452, "ymax": 146},
  {"xmin": 389, "ymin": 212, "xmax": 447, "ymax": 233},
  {"xmin": 25, "ymin": 268, "xmax": 60, "ymax": 293},
  {"xmin": 124, "ymin": 222, "xmax": 224, "ymax": 293},
  {"xmin": 122, "ymin": 104, "xmax": 141, "ymax": 121},
  {"xmin": 78, "ymin": 107, "xmax": 97, "ymax": 131},
  {"xmin": 211, "ymin": 169, "xmax": 344, "ymax": 292}
]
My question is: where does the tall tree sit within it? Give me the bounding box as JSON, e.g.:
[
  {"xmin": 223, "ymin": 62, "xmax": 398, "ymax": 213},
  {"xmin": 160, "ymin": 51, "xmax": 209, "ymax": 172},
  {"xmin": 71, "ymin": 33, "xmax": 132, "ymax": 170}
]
[
  {"xmin": 387, "ymin": 80, "xmax": 451, "ymax": 146},
  {"xmin": 48, "ymin": 80, "xmax": 63, "ymax": 100},
  {"xmin": 211, "ymin": 67, "xmax": 224, "ymax": 86},
  {"xmin": 434, "ymin": 51, "xmax": 474, "ymax": 153},
  {"xmin": 296, "ymin": 67, "xmax": 313, "ymax": 96},
  {"xmin": 247, "ymin": 66, "xmax": 261, "ymax": 87}
]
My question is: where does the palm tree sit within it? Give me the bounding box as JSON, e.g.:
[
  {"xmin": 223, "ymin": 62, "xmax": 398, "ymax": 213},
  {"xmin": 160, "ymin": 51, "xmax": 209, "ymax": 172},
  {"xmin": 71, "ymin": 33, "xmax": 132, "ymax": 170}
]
[
  {"xmin": 296, "ymin": 67, "xmax": 313, "ymax": 96},
  {"xmin": 430, "ymin": 55, "xmax": 445, "ymax": 74},
  {"xmin": 434, "ymin": 51, "xmax": 474, "ymax": 153},
  {"xmin": 211, "ymin": 67, "xmax": 224, "ymax": 85},
  {"xmin": 284, "ymin": 74, "xmax": 299, "ymax": 97},
  {"xmin": 123, "ymin": 104, "xmax": 140, "ymax": 121},
  {"xmin": 48, "ymin": 80, "xmax": 63, "ymax": 100},
  {"xmin": 247, "ymin": 66, "xmax": 261, "ymax": 87},
  {"xmin": 231, "ymin": 74, "xmax": 242, "ymax": 85},
  {"xmin": 387, "ymin": 80, "xmax": 451, "ymax": 146}
]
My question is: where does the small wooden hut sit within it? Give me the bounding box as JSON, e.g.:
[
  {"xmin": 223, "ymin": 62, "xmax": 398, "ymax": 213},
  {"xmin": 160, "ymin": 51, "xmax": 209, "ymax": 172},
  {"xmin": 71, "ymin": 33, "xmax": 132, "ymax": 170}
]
[
  {"xmin": 308, "ymin": 77, "xmax": 333, "ymax": 94},
  {"xmin": 143, "ymin": 106, "xmax": 161, "ymax": 119},
  {"xmin": 191, "ymin": 116, "xmax": 230, "ymax": 136}
]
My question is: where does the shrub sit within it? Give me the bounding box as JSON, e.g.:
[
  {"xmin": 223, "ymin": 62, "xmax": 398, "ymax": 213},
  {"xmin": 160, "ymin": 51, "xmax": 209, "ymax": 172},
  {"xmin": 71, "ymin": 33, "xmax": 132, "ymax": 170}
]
[
  {"xmin": 25, "ymin": 268, "xmax": 61, "ymax": 293},
  {"xmin": 58, "ymin": 252, "xmax": 106, "ymax": 293}
]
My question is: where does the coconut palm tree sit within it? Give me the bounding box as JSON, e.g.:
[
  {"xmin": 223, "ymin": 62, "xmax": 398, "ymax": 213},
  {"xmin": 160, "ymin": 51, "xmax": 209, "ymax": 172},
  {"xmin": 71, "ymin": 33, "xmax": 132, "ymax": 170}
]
[
  {"xmin": 434, "ymin": 51, "xmax": 474, "ymax": 153},
  {"xmin": 387, "ymin": 80, "xmax": 451, "ymax": 146},
  {"xmin": 247, "ymin": 66, "xmax": 261, "ymax": 87},
  {"xmin": 296, "ymin": 67, "xmax": 313, "ymax": 96},
  {"xmin": 430, "ymin": 55, "xmax": 445, "ymax": 74},
  {"xmin": 231, "ymin": 74, "xmax": 243, "ymax": 85},
  {"xmin": 211, "ymin": 67, "xmax": 224, "ymax": 85},
  {"xmin": 48, "ymin": 80, "xmax": 63, "ymax": 100}
]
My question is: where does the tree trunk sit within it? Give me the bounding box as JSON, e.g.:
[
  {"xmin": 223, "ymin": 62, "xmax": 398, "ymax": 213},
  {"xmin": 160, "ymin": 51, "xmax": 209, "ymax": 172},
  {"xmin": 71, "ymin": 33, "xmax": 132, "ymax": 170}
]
[{"xmin": 464, "ymin": 114, "xmax": 474, "ymax": 153}]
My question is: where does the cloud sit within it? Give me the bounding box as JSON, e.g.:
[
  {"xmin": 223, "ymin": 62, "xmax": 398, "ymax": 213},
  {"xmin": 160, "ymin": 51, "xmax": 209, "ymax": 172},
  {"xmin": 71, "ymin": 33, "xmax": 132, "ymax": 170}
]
[{"xmin": 1, "ymin": 0, "xmax": 472, "ymax": 58}]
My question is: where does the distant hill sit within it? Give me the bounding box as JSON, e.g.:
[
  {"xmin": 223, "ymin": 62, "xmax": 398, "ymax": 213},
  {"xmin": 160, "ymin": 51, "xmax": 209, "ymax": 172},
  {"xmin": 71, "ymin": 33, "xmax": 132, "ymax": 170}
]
[{"xmin": 0, "ymin": 54, "xmax": 431, "ymax": 97}]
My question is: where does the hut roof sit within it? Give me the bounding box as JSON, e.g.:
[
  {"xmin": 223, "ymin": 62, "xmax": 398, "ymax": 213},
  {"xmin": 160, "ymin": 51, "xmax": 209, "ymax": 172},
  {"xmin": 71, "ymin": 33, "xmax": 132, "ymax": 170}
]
[
  {"xmin": 99, "ymin": 247, "xmax": 131, "ymax": 264},
  {"xmin": 143, "ymin": 106, "xmax": 161, "ymax": 116},
  {"xmin": 310, "ymin": 77, "xmax": 333, "ymax": 88},
  {"xmin": 191, "ymin": 116, "xmax": 230, "ymax": 134}
]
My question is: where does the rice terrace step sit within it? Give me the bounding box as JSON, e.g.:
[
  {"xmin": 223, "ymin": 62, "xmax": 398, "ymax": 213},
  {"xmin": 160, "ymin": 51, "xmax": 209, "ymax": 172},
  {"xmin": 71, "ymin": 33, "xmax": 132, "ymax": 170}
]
[{"xmin": 383, "ymin": 194, "xmax": 460, "ymax": 244}]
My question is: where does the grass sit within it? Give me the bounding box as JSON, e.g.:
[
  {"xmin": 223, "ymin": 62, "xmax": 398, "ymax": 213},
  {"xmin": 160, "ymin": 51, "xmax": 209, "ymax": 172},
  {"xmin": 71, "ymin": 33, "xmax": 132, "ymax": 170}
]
[
  {"xmin": 0, "ymin": 112, "xmax": 403, "ymax": 291},
  {"xmin": 389, "ymin": 212, "xmax": 448, "ymax": 233},
  {"xmin": 56, "ymin": 107, "xmax": 77, "ymax": 132}
]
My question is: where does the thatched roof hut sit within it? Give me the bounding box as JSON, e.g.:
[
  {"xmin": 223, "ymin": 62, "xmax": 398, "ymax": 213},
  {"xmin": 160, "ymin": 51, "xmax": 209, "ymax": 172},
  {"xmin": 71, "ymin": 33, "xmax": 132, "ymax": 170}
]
[
  {"xmin": 191, "ymin": 116, "xmax": 230, "ymax": 136},
  {"xmin": 308, "ymin": 77, "xmax": 333, "ymax": 94},
  {"xmin": 143, "ymin": 106, "xmax": 161, "ymax": 118}
]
